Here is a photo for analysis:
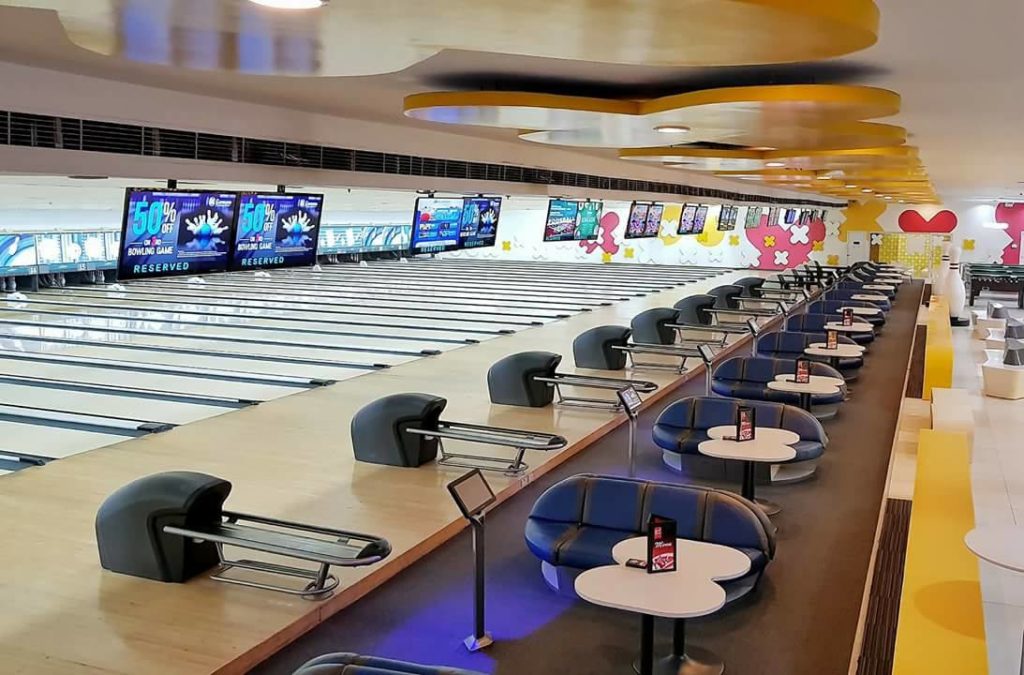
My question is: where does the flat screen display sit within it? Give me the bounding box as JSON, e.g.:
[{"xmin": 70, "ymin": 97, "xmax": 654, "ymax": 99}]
[
  {"xmin": 459, "ymin": 197, "xmax": 501, "ymax": 250},
  {"xmin": 693, "ymin": 205, "xmax": 709, "ymax": 232},
  {"xmin": 625, "ymin": 202, "xmax": 651, "ymax": 239},
  {"xmin": 410, "ymin": 197, "xmax": 466, "ymax": 252},
  {"xmin": 231, "ymin": 192, "xmax": 324, "ymax": 271},
  {"xmin": 447, "ymin": 469, "xmax": 496, "ymax": 518},
  {"xmin": 544, "ymin": 199, "xmax": 581, "ymax": 242},
  {"xmin": 577, "ymin": 201, "xmax": 602, "ymax": 241},
  {"xmin": 718, "ymin": 206, "xmax": 736, "ymax": 232},
  {"xmin": 0, "ymin": 234, "xmax": 37, "ymax": 277},
  {"xmin": 784, "ymin": 208, "xmax": 798, "ymax": 225},
  {"xmin": 119, "ymin": 189, "xmax": 239, "ymax": 279},
  {"xmin": 745, "ymin": 207, "xmax": 762, "ymax": 229},
  {"xmin": 644, "ymin": 203, "xmax": 664, "ymax": 237},
  {"xmin": 762, "ymin": 207, "xmax": 774, "ymax": 227},
  {"xmin": 678, "ymin": 204, "xmax": 699, "ymax": 235}
]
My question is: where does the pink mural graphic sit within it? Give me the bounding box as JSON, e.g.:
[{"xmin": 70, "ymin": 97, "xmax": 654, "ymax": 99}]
[
  {"xmin": 579, "ymin": 212, "xmax": 622, "ymax": 257},
  {"xmin": 745, "ymin": 215, "xmax": 827, "ymax": 270},
  {"xmin": 995, "ymin": 203, "xmax": 1024, "ymax": 264}
]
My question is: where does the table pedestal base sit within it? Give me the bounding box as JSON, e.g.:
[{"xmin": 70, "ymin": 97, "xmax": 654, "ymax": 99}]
[{"xmin": 632, "ymin": 647, "xmax": 724, "ymax": 675}]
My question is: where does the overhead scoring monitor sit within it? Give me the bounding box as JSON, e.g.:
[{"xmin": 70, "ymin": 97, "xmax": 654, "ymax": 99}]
[
  {"xmin": 410, "ymin": 196, "xmax": 503, "ymax": 253},
  {"xmin": 543, "ymin": 199, "xmax": 602, "ymax": 242},
  {"xmin": 118, "ymin": 188, "xmax": 240, "ymax": 280},
  {"xmin": 230, "ymin": 192, "xmax": 324, "ymax": 271}
]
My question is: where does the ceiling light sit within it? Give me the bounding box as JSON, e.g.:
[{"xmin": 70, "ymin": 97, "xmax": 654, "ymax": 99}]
[
  {"xmin": 816, "ymin": 175, "xmax": 831, "ymax": 181},
  {"xmin": 845, "ymin": 184, "xmax": 857, "ymax": 189},
  {"xmin": 248, "ymin": 0, "xmax": 327, "ymax": 8},
  {"xmin": 861, "ymin": 188, "xmax": 873, "ymax": 193},
  {"xmin": 883, "ymin": 195, "xmax": 892, "ymax": 200},
  {"xmin": 765, "ymin": 162, "xmax": 785, "ymax": 168},
  {"xmin": 654, "ymin": 125, "xmax": 691, "ymax": 134}
]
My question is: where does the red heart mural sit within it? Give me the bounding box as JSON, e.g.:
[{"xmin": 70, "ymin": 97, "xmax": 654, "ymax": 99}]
[{"xmin": 898, "ymin": 209, "xmax": 958, "ymax": 233}]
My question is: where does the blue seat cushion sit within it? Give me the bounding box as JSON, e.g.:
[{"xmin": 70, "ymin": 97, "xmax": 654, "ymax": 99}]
[
  {"xmin": 738, "ymin": 547, "xmax": 769, "ymax": 574},
  {"xmin": 524, "ymin": 519, "xmax": 572, "ymax": 564},
  {"xmin": 791, "ymin": 440, "xmax": 825, "ymax": 462},
  {"xmin": 652, "ymin": 425, "xmax": 709, "ymax": 454},
  {"xmin": 555, "ymin": 526, "xmax": 633, "ymax": 569}
]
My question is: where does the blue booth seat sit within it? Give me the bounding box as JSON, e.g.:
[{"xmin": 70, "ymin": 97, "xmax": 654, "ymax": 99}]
[
  {"xmin": 652, "ymin": 397, "xmax": 828, "ymax": 483},
  {"xmin": 293, "ymin": 653, "xmax": 484, "ymax": 675},
  {"xmin": 787, "ymin": 314, "xmax": 875, "ymax": 346},
  {"xmin": 525, "ymin": 473, "xmax": 776, "ymax": 601},
  {"xmin": 756, "ymin": 331, "xmax": 864, "ymax": 380},
  {"xmin": 824, "ymin": 288, "xmax": 892, "ymax": 312},
  {"xmin": 711, "ymin": 356, "xmax": 846, "ymax": 419},
  {"xmin": 807, "ymin": 300, "xmax": 887, "ymax": 328}
]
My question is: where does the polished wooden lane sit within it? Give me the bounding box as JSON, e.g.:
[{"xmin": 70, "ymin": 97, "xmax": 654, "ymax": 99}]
[{"xmin": 0, "ymin": 269, "xmax": 755, "ymax": 675}]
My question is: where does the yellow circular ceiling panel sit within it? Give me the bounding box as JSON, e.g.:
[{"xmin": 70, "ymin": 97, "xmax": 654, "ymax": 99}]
[
  {"xmin": 405, "ymin": 86, "xmax": 903, "ymax": 150},
  {"xmin": 6, "ymin": 0, "xmax": 880, "ymax": 75}
]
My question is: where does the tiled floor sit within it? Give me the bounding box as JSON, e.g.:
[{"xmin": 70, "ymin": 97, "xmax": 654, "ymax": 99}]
[{"xmin": 958, "ymin": 295, "xmax": 1024, "ymax": 674}]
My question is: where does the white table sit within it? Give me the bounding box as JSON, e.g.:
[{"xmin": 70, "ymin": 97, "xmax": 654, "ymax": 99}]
[
  {"xmin": 576, "ymin": 538, "xmax": 751, "ymax": 675},
  {"xmin": 837, "ymin": 305, "xmax": 882, "ymax": 316},
  {"xmin": 707, "ymin": 425, "xmax": 800, "ymax": 445},
  {"xmin": 965, "ymin": 526, "xmax": 1024, "ymax": 674},
  {"xmin": 825, "ymin": 321, "xmax": 874, "ymax": 333},
  {"xmin": 699, "ymin": 438, "xmax": 796, "ymax": 516},
  {"xmin": 851, "ymin": 293, "xmax": 889, "ymax": 303},
  {"xmin": 775, "ymin": 373, "xmax": 846, "ymax": 389},
  {"xmin": 806, "ymin": 343, "xmax": 864, "ymax": 371},
  {"xmin": 767, "ymin": 378, "xmax": 840, "ymax": 411},
  {"xmin": 862, "ymin": 284, "xmax": 895, "ymax": 292}
]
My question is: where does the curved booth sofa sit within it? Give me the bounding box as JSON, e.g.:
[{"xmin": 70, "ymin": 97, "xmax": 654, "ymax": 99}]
[
  {"xmin": 807, "ymin": 300, "xmax": 887, "ymax": 328},
  {"xmin": 786, "ymin": 313, "xmax": 876, "ymax": 346},
  {"xmin": 293, "ymin": 653, "xmax": 484, "ymax": 675},
  {"xmin": 825, "ymin": 288, "xmax": 893, "ymax": 312},
  {"xmin": 652, "ymin": 396, "xmax": 828, "ymax": 485},
  {"xmin": 710, "ymin": 356, "xmax": 846, "ymax": 419},
  {"xmin": 525, "ymin": 473, "xmax": 776, "ymax": 602},
  {"xmin": 756, "ymin": 330, "xmax": 864, "ymax": 380}
]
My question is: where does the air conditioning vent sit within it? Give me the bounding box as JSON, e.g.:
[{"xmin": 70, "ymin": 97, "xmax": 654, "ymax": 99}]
[{"xmin": 0, "ymin": 108, "xmax": 844, "ymax": 207}]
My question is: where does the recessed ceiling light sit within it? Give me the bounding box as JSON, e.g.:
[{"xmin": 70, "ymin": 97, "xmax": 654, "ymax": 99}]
[
  {"xmin": 765, "ymin": 161, "xmax": 785, "ymax": 168},
  {"xmin": 883, "ymin": 195, "xmax": 892, "ymax": 200},
  {"xmin": 248, "ymin": 0, "xmax": 326, "ymax": 8},
  {"xmin": 816, "ymin": 175, "xmax": 831, "ymax": 180},
  {"xmin": 654, "ymin": 125, "xmax": 691, "ymax": 134},
  {"xmin": 862, "ymin": 188, "xmax": 873, "ymax": 193}
]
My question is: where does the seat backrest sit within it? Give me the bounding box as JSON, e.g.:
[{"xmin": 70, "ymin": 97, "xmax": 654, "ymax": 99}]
[
  {"xmin": 786, "ymin": 314, "xmax": 829, "ymax": 332},
  {"xmin": 673, "ymin": 294, "xmax": 717, "ymax": 326},
  {"xmin": 528, "ymin": 474, "xmax": 774, "ymax": 556},
  {"xmin": 652, "ymin": 397, "xmax": 696, "ymax": 429},
  {"xmin": 655, "ymin": 396, "xmax": 822, "ymax": 444},
  {"xmin": 631, "ymin": 307, "xmax": 680, "ymax": 345},
  {"xmin": 733, "ymin": 277, "xmax": 766, "ymax": 298},
  {"xmin": 807, "ymin": 300, "xmax": 876, "ymax": 315},
  {"xmin": 708, "ymin": 285, "xmax": 744, "ymax": 309}
]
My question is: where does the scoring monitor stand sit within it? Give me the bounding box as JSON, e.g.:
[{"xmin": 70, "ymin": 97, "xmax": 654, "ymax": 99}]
[{"xmin": 447, "ymin": 469, "xmax": 498, "ymax": 652}]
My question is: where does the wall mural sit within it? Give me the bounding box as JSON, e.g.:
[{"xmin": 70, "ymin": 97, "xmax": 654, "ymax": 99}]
[
  {"xmin": 995, "ymin": 203, "xmax": 1024, "ymax": 264},
  {"xmin": 897, "ymin": 209, "xmax": 958, "ymax": 233},
  {"xmin": 579, "ymin": 212, "xmax": 621, "ymax": 257},
  {"xmin": 837, "ymin": 199, "xmax": 886, "ymax": 242}
]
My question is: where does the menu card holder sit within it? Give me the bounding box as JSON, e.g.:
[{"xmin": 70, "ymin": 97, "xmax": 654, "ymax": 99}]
[
  {"xmin": 842, "ymin": 308, "xmax": 854, "ymax": 327},
  {"xmin": 826, "ymin": 329, "xmax": 839, "ymax": 350},
  {"xmin": 646, "ymin": 515, "xmax": 678, "ymax": 574},
  {"xmin": 795, "ymin": 358, "xmax": 811, "ymax": 384},
  {"xmin": 736, "ymin": 405, "xmax": 755, "ymax": 442}
]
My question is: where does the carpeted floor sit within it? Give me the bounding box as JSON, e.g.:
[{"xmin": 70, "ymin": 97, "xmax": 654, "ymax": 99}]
[{"xmin": 254, "ymin": 281, "xmax": 922, "ymax": 675}]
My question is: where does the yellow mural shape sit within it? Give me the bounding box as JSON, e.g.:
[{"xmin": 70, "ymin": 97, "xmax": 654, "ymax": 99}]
[
  {"xmin": 963, "ymin": 239, "xmax": 975, "ymax": 251},
  {"xmin": 697, "ymin": 206, "xmax": 726, "ymax": 248},
  {"xmin": 4, "ymin": 0, "xmax": 881, "ymax": 75},
  {"xmin": 827, "ymin": 254, "xmax": 841, "ymax": 265},
  {"xmin": 729, "ymin": 235, "xmax": 741, "ymax": 247},
  {"xmin": 658, "ymin": 204, "xmax": 683, "ymax": 246},
  {"xmin": 812, "ymin": 241, "xmax": 824, "ymax": 251},
  {"xmin": 624, "ymin": 247, "xmax": 635, "ymax": 259},
  {"xmin": 838, "ymin": 199, "xmax": 887, "ymax": 242},
  {"xmin": 502, "ymin": 241, "xmax": 512, "ymax": 252},
  {"xmin": 601, "ymin": 252, "xmax": 613, "ymax": 264}
]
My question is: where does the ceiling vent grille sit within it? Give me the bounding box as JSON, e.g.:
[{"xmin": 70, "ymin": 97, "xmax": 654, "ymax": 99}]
[{"xmin": 0, "ymin": 109, "xmax": 844, "ymax": 207}]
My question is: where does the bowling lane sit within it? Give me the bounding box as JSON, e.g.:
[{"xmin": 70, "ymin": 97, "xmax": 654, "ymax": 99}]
[
  {"xmin": 44, "ymin": 287, "xmax": 554, "ymax": 326},
  {"xmin": 217, "ymin": 270, "xmax": 636, "ymax": 304},
  {"xmin": 126, "ymin": 280, "xmax": 575, "ymax": 318},
  {"xmin": 0, "ymin": 420, "xmax": 130, "ymax": 459},
  {"xmin": 0, "ymin": 315, "xmax": 428, "ymax": 365},
  {"xmin": 0, "ymin": 331, "xmax": 376, "ymax": 381},
  {"xmin": 5, "ymin": 299, "xmax": 488, "ymax": 345},
  {"xmin": 14, "ymin": 296, "xmax": 504, "ymax": 341},
  {"xmin": 0, "ymin": 357, "xmax": 302, "ymax": 401},
  {"xmin": 0, "ymin": 382, "xmax": 233, "ymax": 425}
]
